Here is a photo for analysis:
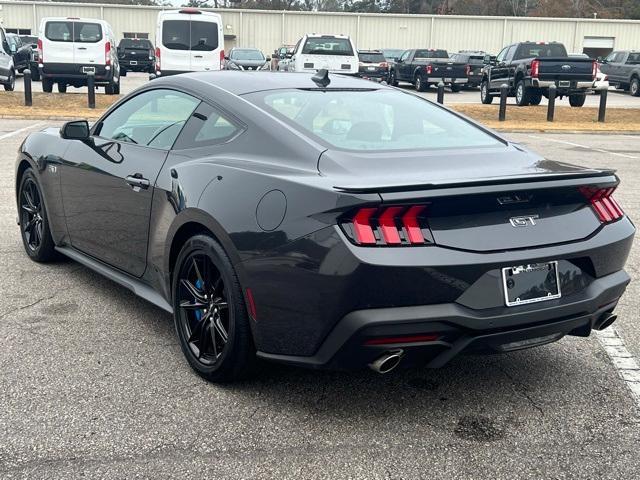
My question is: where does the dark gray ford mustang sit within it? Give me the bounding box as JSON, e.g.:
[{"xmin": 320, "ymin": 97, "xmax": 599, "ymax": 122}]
[{"xmin": 15, "ymin": 71, "xmax": 634, "ymax": 382}]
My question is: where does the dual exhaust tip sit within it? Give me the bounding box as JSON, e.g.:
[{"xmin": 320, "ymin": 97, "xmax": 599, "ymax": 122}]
[
  {"xmin": 595, "ymin": 312, "xmax": 617, "ymax": 331},
  {"xmin": 369, "ymin": 349, "xmax": 404, "ymax": 374}
]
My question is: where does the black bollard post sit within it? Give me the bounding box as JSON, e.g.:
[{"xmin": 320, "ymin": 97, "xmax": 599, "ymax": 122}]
[
  {"xmin": 499, "ymin": 83, "xmax": 508, "ymax": 121},
  {"xmin": 547, "ymin": 84, "xmax": 556, "ymax": 122},
  {"xmin": 437, "ymin": 81, "xmax": 445, "ymax": 104},
  {"xmin": 24, "ymin": 69, "xmax": 32, "ymax": 107},
  {"xmin": 87, "ymin": 71, "xmax": 95, "ymax": 109},
  {"xmin": 598, "ymin": 88, "xmax": 607, "ymax": 123}
]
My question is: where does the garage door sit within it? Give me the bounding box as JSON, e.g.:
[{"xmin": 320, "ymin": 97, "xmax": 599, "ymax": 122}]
[{"xmin": 583, "ymin": 36, "xmax": 615, "ymax": 49}]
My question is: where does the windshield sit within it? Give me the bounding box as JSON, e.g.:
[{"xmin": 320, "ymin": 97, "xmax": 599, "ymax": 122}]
[
  {"xmin": 414, "ymin": 49, "xmax": 449, "ymax": 59},
  {"xmin": 302, "ymin": 37, "xmax": 354, "ymax": 56},
  {"xmin": 381, "ymin": 49, "xmax": 404, "ymax": 60},
  {"xmin": 230, "ymin": 49, "xmax": 265, "ymax": 61},
  {"xmin": 246, "ymin": 89, "xmax": 502, "ymax": 152},
  {"xmin": 359, "ymin": 52, "xmax": 386, "ymax": 63},
  {"xmin": 514, "ymin": 43, "xmax": 567, "ymax": 59}
]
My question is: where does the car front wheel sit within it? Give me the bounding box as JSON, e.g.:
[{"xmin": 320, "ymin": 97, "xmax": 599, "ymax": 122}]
[
  {"xmin": 18, "ymin": 169, "xmax": 57, "ymax": 262},
  {"xmin": 480, "ymin": 79, "xmax": 493, "ymax": 104},
  {"xmin": 630, "ymin": 77, "xmax": 640, "ymax": 97},
  {"xmin": 173, "ymin": 234, "xmax": 255, "ymax": 383},
  {"xmin": 4, "ymin": 70, "xmax": 15, "ymax": 91}
]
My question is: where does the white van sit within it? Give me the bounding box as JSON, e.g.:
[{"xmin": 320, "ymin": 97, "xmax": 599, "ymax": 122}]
[
  {"xmin": 38, "ymin": 17, "xmax": 120, "ymax": 94},
  {"xmin": 290, "ymin": 34, "xmax": 358, "ymax": 75},
  {"xmin": 154, "ymin": 9, "xmax": 224, "ymax": 77}
]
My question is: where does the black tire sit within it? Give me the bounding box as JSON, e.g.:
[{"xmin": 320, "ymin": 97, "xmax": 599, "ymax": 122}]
[
  {"xmin": 415, "ymin": 74, "xmax": 427, "ymax": 92},
  {"xmin": 569, "ymin": 93, "xmax": 587, "ymax": 107},
  {"xmin": 57, "ymin": 83, "xmax": 67, "ymax": 93},
  {"xmin": 630, "ymin": 77, "xmax": 640, "ymax": 97},
  {"xmin": 388, "ymin": 70, "xmax": 398, "ymax": 87},
  {"xmin": 173, "ymin": 235, "xmax": 255, "ymax": 383},
  {"xmin": 105, "ymin": 79, "xmax": 119, "ymax": 95},
  {"xmin": 515, "ymin": 79, "xmax": 530, "ymax": 106},
  {"xmin": 450, "ymin": 83, "xmax": 461, "ymax": 93},
  {"xmin": 42, "ymin": 77, "xmax": 53, "ymax": 93},
  {"xmin": 480, "ymin": 79, "xmax": 493, "ymax": 104},
  {"xmin": 4, "ymin": 70, "xmax": 15, "ymax": 91},
  {"xmin": 31, "ymin": 68, "xmax": 40, "ymax": 82},
  {"xmin": 529, "ymin": 92, "xmax": 543, "ymax": 106},
  {"xmin": 18, "ymin": 168, "xmax": 57, "ymax": 263},
  {"xmin": 121, "ymin": 68, "xmax": 127, "ymax": 77}
]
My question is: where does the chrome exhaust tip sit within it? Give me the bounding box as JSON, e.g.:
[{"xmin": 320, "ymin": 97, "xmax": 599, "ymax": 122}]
[
  {"xmin": 595, "ymin": 312, "xmax": 618, "ymax": 331},
  {"xmin": 369, "ymin": 349, "xmax": 404, "ymax": 374}
]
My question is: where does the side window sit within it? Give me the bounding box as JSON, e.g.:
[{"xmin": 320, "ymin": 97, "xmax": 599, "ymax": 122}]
[
  {"xmin": 506, "ymin": 45, "xmax": 518, "ymax": 61},
  {"xmin": 607, "ymin": 52, "xmax": 621, "ymax": 63},
  {"xmin": 173, "ymin": 103, "xmax": 242, "ymax": 150},
  {"xmin": 495, "ymin": 47, "xmax": 509, "ymax": 63},
  {"xmin": 399, "ymin": 50, "xmax": 410, "ymax": 62},
  {"xmin": 627, "ymin": 53, "xmax": 640, "ymax": 64},
  {"xmin": 96, "ymin": 89, "xmax": 200, "ymax": 149}
]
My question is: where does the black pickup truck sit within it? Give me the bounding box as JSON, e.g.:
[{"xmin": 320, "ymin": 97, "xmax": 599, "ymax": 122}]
[
  {"xmin": 480, "ymin": 42, "xmax": 596, "ymax": 107},
  {"xmin": 600, "ymin": 50, "xmax": 640, "ymax": 96},
  {"xmin": 388, "ymin": 49, "xmax": 468, "ymax": 92}
]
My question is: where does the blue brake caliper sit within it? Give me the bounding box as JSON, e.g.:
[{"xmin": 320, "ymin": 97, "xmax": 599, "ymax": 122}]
[{"xmin": 194, "ymin": 279, "xmax": 204, "ymax": 322}]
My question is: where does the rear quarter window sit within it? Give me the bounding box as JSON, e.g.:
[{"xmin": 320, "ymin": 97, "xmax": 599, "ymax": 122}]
[{"xmin": 45, "ymin": 21, "xmax": 73, "ymax": 42}]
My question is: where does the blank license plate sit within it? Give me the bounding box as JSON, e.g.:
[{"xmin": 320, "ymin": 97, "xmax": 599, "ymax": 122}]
[
  {"xmin": 367, "ymin": 66, "xmax": 375, "ymax": 71},
  {"xmin": 130, "ymin": 60, "xmax": 138, "ymax": 65},
  {"xmin": 502, "ymin": 261, "xmax": 561, "ymax": 307},
  {"xmin": 444, "ymin": 77, "xmax": 452, "ymax": 82},
  {"xmin": 82, "ymin": 66, "xmax": 95, "ymax": 74},
  {"xmin": 558, "ymin": 80, "xmax": 570, "ymax": 87}
]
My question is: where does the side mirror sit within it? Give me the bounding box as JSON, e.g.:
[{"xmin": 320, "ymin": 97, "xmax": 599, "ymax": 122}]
[
  {"xmin": 483, "ymin": 54, "xmax": 492, "ymax": 65},
  {"xmin": 10, "ymin": 44, "xmax": 17, "ymax": 54},
  {"xmin": 60, "ymin": 120, "xmax": 90, "ymax": 140}
]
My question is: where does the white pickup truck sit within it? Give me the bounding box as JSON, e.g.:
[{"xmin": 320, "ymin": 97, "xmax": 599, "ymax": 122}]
[{"xmin": 289, "ymin": 34, "xmax": 358, "ymax": 75}]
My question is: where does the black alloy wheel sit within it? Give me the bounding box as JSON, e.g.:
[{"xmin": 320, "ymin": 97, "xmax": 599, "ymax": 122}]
[
  {"xmin": 18, "ymin": 169, "xmax": 56, "ymax": 262},
  {"xmin": 173, "ymin": 235, "xmax": 255, "ymax": 382}
]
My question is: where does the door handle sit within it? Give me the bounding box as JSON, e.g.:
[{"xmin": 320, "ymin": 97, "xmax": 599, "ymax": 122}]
[
  {"xmin": 77, "ymin": 47, "xmax": 87, "ymax": 50},
  {"xmin": 194, "ymin": 55, "xmax": 203, "ymax": 58},
  {"xmin": 126, "ymin": 174, "xmax": 150, "ymax": 190}
]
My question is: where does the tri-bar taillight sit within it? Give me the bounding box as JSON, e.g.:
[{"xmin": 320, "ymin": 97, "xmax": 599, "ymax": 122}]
[
  {"xmin": 341, "ymin": 205, "xmax": 433, "ymax": 246},
  {"xmin": 580, "ymin": 186, "xmax": 624, "ymax": 223}
]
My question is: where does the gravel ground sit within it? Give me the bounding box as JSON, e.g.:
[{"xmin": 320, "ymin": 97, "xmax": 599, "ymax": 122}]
[{"xmin": 1, "ymin": 121, "xmax": 639, "ymax": 479}]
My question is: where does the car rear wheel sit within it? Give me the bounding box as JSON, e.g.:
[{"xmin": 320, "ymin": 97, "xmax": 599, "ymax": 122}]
[
  {"xmin": 515, "ymin": 80, "xmax": 530, "ymax": 106},
  {"xmin": 4, "ymin": 71, "xmax": 15, "ymax": 91},
  {"xmin": 480, "ymin": 80, "xmax": 493, "ymax": 104},
  {"xmin": 388, "ymin": 70, "xmax": 398, "ymax": 87},
  {"xmin": 42, "ymin": 78, "xmax": 53, "ymax": 93},
  {"xmin": 450, "ymin": 83, "xmax": 461, "ymax": 93},
  {"xmin": 630, "ymin": 77, "xmax": 640, "ymax": 97},
  {"xmin": 569, "ymin": 93, "xmax": 586, "ymax": 107},
  {"xmin": 57, "ymin": 83, "xmax": 67, "ymax": 93},
  {"xmin": 173, "ymin": 235, "xmax": 255, "ymax": 383},
  {"xmin": 18, "ymin": 169, "xmax": 57, "ymax": 262},
  {"xmin": 31, "ymin": 68, "xmax": 40, "ymax": 82},
  {"xmin": 529, "ymin": 92, "xmax": 543, "ymax": 105},
  {"xmin": 415, "ymin": 75, "xmax": 427, "ymax": 92}
]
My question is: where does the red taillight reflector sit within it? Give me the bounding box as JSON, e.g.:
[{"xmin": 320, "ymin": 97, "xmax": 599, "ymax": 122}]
[
  {"xmin": 531, "ymin": 59, "xmax": 540, "ymax": 78},
  {"xmin": 378, "ymin": 206, "xmax": 404, "ymax": 244},
  {"xmin": 220, "ymin": 49, "xmax": 225, "ymax": 69},
  {"xmin": 402, "ymin": 205, "xmax": 426, "ymax": 244},
  {"xmin": 380, "ymin": 62, "xmax": 388, "ymax": 68},
  {"xmin": 364, "ymin": 334, "xmax": 439, "ymax": 346},
  {"xmin": 105, "ymin": 41, "xmax": 111, "ymax": 66},
  {"xmin": 155, "ymin": 47, "xmax": 161, "ymax": 70},
  {"xmin": 37, "ymin": 38, "xmax": 43, "ymax": 63},
  {"xmin": 425, "ymin": 65, "xmax": 432, "ymax": 75},
  {"xmin": 592, "ymin": 60, "xmax": 597, "ymax": 80},
  {"xmin": 246, "ymin": 288, "xmax": 257, "ymax": 320},
  {"xmin": 580, "ymin": 186, "xmax": 624, "ymax": 223},
  {"xmin": 353, "ymin": 207, "xmax": 377, "ymax": 244},
  {"xmin": 179, "ymin": 8, "xmax": 202, "ymax": 13},
  {"xmin": 465, "ymin": 64, "xmax": 471, "ymax": 75}
]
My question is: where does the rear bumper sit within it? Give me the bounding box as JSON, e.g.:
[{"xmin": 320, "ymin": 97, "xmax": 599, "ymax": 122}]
[
  {"xmin": 258, "ymin": 269, "xmax": 629, "ymax": 370},
  {"xmin": 40, "ymin": 63, "xmax": 114, "ymax": 84},
  {"xmin": 122, "ymin": 59, "xmax": 153, "ymax": 70},
  {"xmin": 426, "ymin": 77, "xmax": 468, "ymax": 84},
  {"xmin": 529, "ymin": 78, "xmax": 594, "ymax": 92}
]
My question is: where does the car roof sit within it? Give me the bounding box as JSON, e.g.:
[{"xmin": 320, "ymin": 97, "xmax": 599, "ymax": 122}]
[{"xmin": 157, "ymin": 71, "xmax": 387, "ymax": 96}]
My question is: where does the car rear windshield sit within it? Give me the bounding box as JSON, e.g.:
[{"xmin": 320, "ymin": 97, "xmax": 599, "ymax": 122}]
[
  {"xmin": 120, "ymin": 39, "xmax": 152, "ymax": 50},
  {"xmin": 514, "ymin": 43, "xmax": 568, "ymax": 59},
  {"xmin": 162, "ymin": 20, "xmax": 218, "ymax": 51},
  {"xmin": 246, "ymin": 89, "xmax": 502, "ymax": 152},
  {"xmin": 44, "ymin": 21, "xmax": 102, "ymax": 43},
  {"xmin": 302, "ymin": 37, "xmax": 354, "ymax": 56},
  {"xmin": 230, "ymin": 49, "xmax": 264, "ymax": 60},
  {"xmin": 414, "ymin": 49, "xmax": 448, "ymax": 59},
  {"xmin": 359, "ymin": 52, "xmax": 386, "ymax": 63}
]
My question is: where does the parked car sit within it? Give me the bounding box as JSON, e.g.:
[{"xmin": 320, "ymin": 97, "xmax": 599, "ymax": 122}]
[
  {"xmin": 288, "ymin": 34, "xmax": 358, "ymax": 75},
  {"xmin": 480, "ymin": 41, "xmax": 596, "ymax": 107},
  {"xmin": 356, "ymin": 50, "xmax": 388, "ymax": 81},
  {"xmin": 5, "ymin": 34, "xmax": 32, "ymax": 73},
  {"xmin": 0, "ymin": 27, "xmax": 16, "ymax": 90},
  {"xmin": 154, "ymin": 8, "xmax": 224, "ymax": 77},
  {"xmin": 223, "ymin": 48, "xmax": 270, "ymax": 71},
  {"xmin": 600, "ymin": 51, "xmax": 640, "ymax": 96},
  {"xmin": 450, "ymin": 51, "xmax": 487, "ymax": 88},
  {"xmin": 38, "ymin": 17, "xmax": 120, "ymax": 94},
  {"xmin": 380, "ymin": 48, "xmax": 404, "ymax": 63},
  {"xmin": 388, "ymin": 48, "xmax": 469, "ymax": 92},
  {"xmin": 118, "ymin": 38, "xmax": 155, "ymax": 75},
  {"xmin": 272, "ymin": 44, "xmax": 294, "ymax": 71},
  {"xmin": 19, "ymin": 35, "xmax": 40, "ymax": 80}
]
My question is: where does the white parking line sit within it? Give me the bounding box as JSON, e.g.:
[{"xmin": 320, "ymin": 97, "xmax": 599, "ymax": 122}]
[
  {"xmin": 596, "ymin": 327, "xmax": 640, "ymax": 406},
  {"xmin": 0, "ymin": 122, "xmax": 45, "ymax": 141},
  {"xmin": 528, "ymin": 135, "xmax": 638, "ymax": 159}
]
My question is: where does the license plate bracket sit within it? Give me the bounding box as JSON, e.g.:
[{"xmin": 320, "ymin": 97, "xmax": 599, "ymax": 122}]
[
  {"xmin": 130, "ymin": 60, "xmax": 138, "ymax": 65},
  {"xmin": 82, "ymin": 66, "xmax": 95, "ymax": 74},
  {"xmin": 558, "ymin": 80, "xmax": 570, "ymax": 88},
  {"xmin": 502, "ymin": 261, "xmax": 561, "ymax": 307}
]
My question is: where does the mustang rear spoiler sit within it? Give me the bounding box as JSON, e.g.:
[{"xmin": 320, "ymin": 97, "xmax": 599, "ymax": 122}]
[{"xmin": 333, "ymin": 170, "xmax": 618, "ymax": 195}]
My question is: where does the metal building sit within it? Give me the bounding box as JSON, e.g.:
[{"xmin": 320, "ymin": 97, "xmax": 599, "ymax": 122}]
[{"xmin": 0, "ymin": 0, "xmax": 638, "ymax": 57}]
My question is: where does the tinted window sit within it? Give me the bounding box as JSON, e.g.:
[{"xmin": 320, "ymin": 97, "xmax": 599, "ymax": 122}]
[
  {"xmin": 359, "ymin": 52, "xmax": 386, "ymax": 63},
  {"xmin": 468, "ymin": 55, "xmax": 485, "ymax": 64},
  {"xmin": 399, "ymin": 50, "xmax": 410, "ymax": 62},
  {"xmin": 514, "ymin": 43, "xmax": 567, "ymax": 60},
  {"xmin": 119, "ymin": 39, "xmax": 153, "ymax": 50},
  {"xmin": 191, "ymin": 21, "xmax": 218, "ymax": 51},
  {"xmin": 230, "ymin": 49, "xmax": 264, "ymax": 60},
  {"xmin": 45, "ymin": 21, "xmax": 73, "ymax": 42},
  {"xmin": 97, "ymin": 89, "xmax": 200, "ymax": 149},
  {"xmin": 302, "ymin": 37, "xmax": 353, "ymax": 56},
  {"xmin": 627, "ymin": 53, "xmax": 640, "ymax": 64},
  {"xmin": 174, "ymin": 103, "xmax": 242, "ymax": 149},
  {"xmin": 162, "ymin": 20, "xmax": 190, "ymax": 50},
  {"xmin": 248, "ymin": 89, "xmax": 502, "ymax": 152},
  {"xmin": 381, "ymin": 49, "xmax": 404, "ymax": 60},
  {"xmin": 496, "ymin": 47, "xmax": 509, "ymax": 62},
  {"xmin": 20, "ymin": 36, "xmax": 38, "ymax": 46},
  {"xmin": 74, "ymin": 22, "xmax": 102, "ymax": 43},
  {"xmin": 414, "ymin": 49, "xmax": 448, "ymax": 59}
]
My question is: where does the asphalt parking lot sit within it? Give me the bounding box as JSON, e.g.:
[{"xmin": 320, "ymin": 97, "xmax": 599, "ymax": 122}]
[
  {"xmin": 11, "ymin": 72, "xmax": 640, "ymax": 109},
  {"xmin": 1, "ymin": 120, "xmax": 640, "ymax": 478}
]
